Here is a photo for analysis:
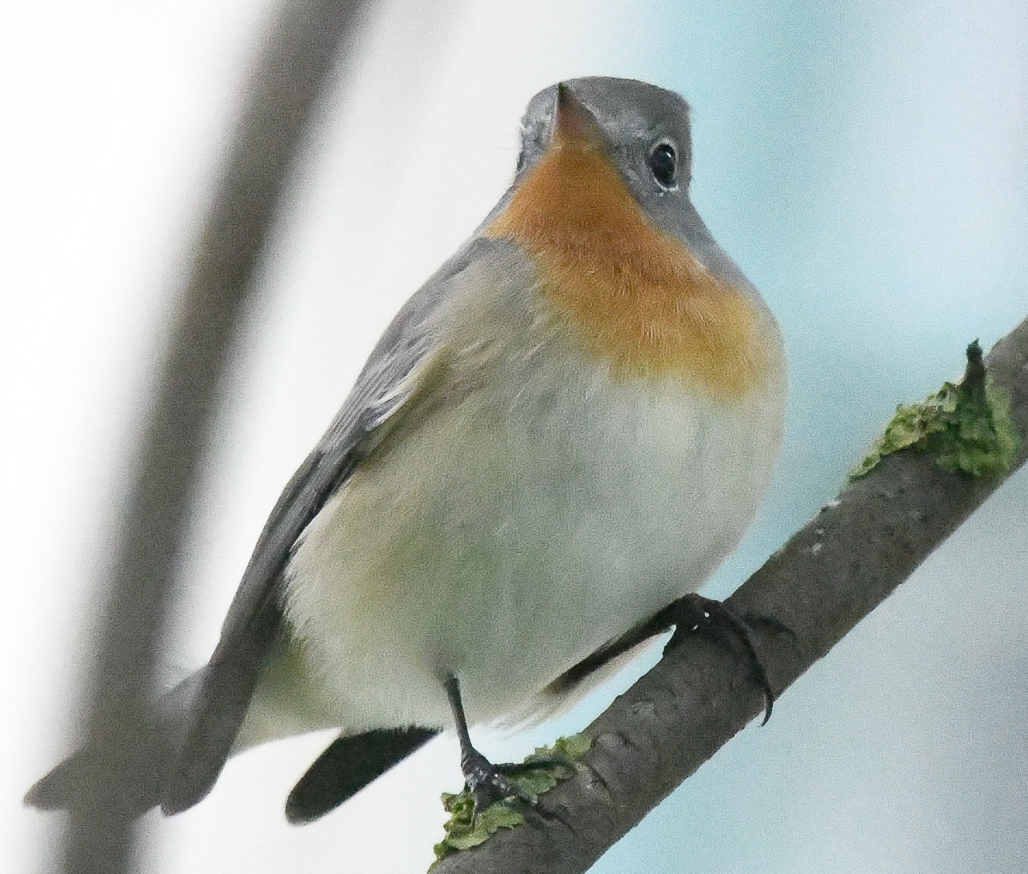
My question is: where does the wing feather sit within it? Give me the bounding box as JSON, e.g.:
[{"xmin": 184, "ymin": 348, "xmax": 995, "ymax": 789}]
[{"xmin": 160, "ymin": 240, "xmax": 496, "ymax": 813}]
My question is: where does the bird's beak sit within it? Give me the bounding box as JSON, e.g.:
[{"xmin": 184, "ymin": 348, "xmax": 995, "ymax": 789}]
[{"xmin": 552, "ymin": 83, "xmax": 607, "ymax": 151}]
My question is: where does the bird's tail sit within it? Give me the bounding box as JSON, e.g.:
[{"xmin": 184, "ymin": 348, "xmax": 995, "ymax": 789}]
[{"xmin": 24, "ymin": 672, "xmax": 202, "ymax": 818}]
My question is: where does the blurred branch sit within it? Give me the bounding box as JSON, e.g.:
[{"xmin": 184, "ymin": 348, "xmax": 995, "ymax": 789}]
[
  {"xmin": 60, "ymin": 2, "xmax": 373, "ymax": 872},
  {"xmin": 432, "ymin": 314, "xmax": 1028, "ymax": 874}
]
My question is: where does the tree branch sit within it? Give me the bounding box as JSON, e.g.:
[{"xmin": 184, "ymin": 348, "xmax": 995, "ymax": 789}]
[
  {"xmin": 431, "ymin": 314, "xmax": 1028, "ymax": 874},
  {"xmin": 59, "ymin": 3, "xmax": 373, "ymax": 872}
]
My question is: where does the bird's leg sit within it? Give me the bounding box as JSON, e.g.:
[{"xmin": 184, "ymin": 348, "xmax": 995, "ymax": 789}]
[
  {"xmin": 444, "ymin": 675, "xmax": 528, "ymax": 812},
  {"xmin": 547, "ymin": 593, "xmax": 782, "ymax": 724}
]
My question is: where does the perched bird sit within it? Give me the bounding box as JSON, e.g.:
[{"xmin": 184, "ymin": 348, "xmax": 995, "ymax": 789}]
[{"xmin": 27, "ymin": 77, "xmax": 786, "ymax": 825}]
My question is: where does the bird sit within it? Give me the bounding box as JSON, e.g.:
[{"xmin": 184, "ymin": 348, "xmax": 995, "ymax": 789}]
[{"xmin": 26, "ymin": 76, "xmax": 787, "ymax": 825}]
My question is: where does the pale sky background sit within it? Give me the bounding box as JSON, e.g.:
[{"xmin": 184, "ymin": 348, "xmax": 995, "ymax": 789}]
[{"xmin": 4, "ymin": 1, "xmax": 1027, "ymax": 872}]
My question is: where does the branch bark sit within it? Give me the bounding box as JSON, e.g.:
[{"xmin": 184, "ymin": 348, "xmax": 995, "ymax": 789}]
[
  {"xmin": 59, "ymin": 3, "xmax": 373, "ymax": 873},
  {"xmin": 431, "ymin": 315, "xmax": 1028, "ymax": 874}
]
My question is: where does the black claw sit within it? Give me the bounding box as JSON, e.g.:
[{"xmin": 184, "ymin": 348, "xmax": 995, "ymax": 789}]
[
  {"xmin": 548, "ymin": 593, "xmax": 786, "ymax": 724},
  {"xmin": 665, "ymin": 594, "xmax": 778, "ymax": 724},
  {"xmin": 462, "ymin": 749, "xmax": 508, "ymax": 809},
  {"xmin": 460, "ymin": 749, "xmax": 538, "ymax": 814}
]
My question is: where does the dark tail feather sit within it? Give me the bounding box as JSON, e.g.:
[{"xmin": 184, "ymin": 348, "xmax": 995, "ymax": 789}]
[
  {"xmin": 285, "ymin": 727, "xmax": 438, "ymax": 824},
  {"xmin": 24, "ymin": 673, "xmax": 201, "ymax": 818},
  {"xmin": 24, "ymin": 728, "xmax": 170, "ymax": 819}
]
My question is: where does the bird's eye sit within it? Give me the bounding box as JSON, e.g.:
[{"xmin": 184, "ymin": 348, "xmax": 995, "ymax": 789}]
[{"xmin": 647, "ymin": 141, "xmax": 677, "ymax": 188}]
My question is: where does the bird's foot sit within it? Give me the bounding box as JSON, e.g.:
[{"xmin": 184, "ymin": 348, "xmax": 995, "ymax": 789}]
[
  {"xmin": 460, "ymin": 748, "xmax": 540, "ymax": 815},
  {"xmin": 664, "ymin": 593, "xmax": 786, "ymax": 724}
]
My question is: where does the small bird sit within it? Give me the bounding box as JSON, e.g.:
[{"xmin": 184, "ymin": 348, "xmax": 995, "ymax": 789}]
[{"xmin": 27, "ymin": 77, "xmax": 786, "ymax": 824}]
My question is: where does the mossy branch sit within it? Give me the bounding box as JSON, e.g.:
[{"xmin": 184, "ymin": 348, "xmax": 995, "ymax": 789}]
[
  {"xmin": 852, "ymin": 340, "xmax": 1019, "ymax": 478},
  {"xmin": 430, "ymin": 314, "xmax": 1028, "ymax": 874}
]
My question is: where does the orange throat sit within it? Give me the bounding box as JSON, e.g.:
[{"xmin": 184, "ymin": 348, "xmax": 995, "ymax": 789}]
[{"xmin": 486, "ymin": 140, "xmax": 774, "ymax": 400}]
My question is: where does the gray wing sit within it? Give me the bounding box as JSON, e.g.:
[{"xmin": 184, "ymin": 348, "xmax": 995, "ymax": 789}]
[{"xmin": 159, "ymin": 238, "xmax": 494, "ymax": 815}]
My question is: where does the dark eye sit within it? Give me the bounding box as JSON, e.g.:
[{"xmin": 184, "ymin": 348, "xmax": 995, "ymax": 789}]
[{"xmin": 647, "ymin": 141, "xmax": 677, "ymax": 188}]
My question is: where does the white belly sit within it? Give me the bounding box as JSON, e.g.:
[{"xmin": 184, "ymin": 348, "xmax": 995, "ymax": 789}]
[{"xmin": 284, "ymin": 320, "xmax": 785, "ymax": 731}]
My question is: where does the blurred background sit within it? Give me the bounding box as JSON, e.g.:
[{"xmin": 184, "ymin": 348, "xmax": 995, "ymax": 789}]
[{"xmin": 4, "ymin": 0, "xmax": 1027, "ymax": 871}]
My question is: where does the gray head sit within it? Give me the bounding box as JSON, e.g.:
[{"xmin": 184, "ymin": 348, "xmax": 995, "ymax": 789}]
[
  {"xmin": 517, "ymin": 77, "xmax": 693, "ymax": 193},
  {"xmin": 507, "ymin": 77, "xmax": 746, "ymax": 288}
]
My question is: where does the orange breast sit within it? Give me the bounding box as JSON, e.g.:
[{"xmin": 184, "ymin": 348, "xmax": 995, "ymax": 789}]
[{"xmin": 485, "ymin": 140, "xmax": 774, "ymax": 400}]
